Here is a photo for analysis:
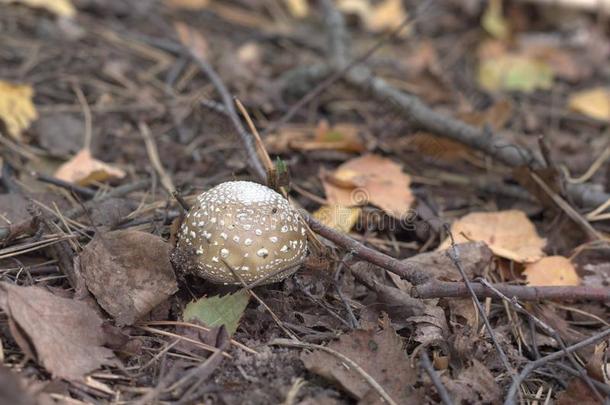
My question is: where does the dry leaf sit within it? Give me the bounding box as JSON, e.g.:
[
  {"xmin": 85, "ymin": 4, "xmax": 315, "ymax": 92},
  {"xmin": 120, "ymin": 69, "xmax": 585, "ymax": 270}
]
[
  {"xmin": 266, "ymin": 122, "xmax": 365, "ymax": 154},
  {"xmin": 2, "ymin": 0, "xmax": 76, "ymax": 17},
  {"xmin": 79, "ymin": 230, "xmax": 178, "ymax": 326},
  {"xmin": 408, "ymin": 303, "xmax": 449, "ymax": 347},
  {"xmin": 481, "ymin": 0, "xmax": 510, "ymax": 40},
  {"xmin": 338, "ymin": 0, "xmax": 409, "ymax": 34},
  {"xmin": 54, "ymin": 148, "xmax": 125, "ymax": 186},
  {"xmin": 523, "ymin": 256, "xmax": 580, "ymax": 286},
  {"xmin": 459, "ymin": 99, "xmax": 513, "ymax": 130},
  {"xmin": 313, "ymin": 205, "xmax": 361, "ymax": 233},
  {"xmin": 0, "ymin": 282, "xmax": 117, "ymax": 380},
  {"xmin": 164, "ymin": 0, "xmax": 209, "ymax": 9},
  {"xmin": 322, "ymin": 154, "xmax": 414, "ymax": 218},
  {"xmin": 439, "ymin": 210, "xmax": 546, "ymax": 263},
  {"xmin": 568, "ymin": 87, "xmax": 610, "ymax": 121},
  {"xmin": 478, "ymin": 53, "xmax": 553, "ymax": 93},
  {"xmin": 284, "ymin": 0, "xmax": 308, "ymax": 18},
  {"xmin": 0, "ymin": 80, "xmax": 38, "ymax": 142},
  {"xmin": 302, "ymin": 314, "xmax": 421, "ymax": 404},
  {"xmin": 442, "ymin": 359, "xmax": 501, "ymax": 404}
]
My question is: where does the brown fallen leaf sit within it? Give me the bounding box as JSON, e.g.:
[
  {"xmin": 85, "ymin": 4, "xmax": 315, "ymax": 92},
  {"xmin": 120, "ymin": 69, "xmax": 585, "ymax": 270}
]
[
  {"xmin": 265, "ymin": 121, "xmax": 365, "ymax": 154},
  {"xmin": 442, "ymin": 359, "xmax": 501, "ymax": 404},
  {"xmin": 79, "ymin": 230, "xmax": 178, "ymax": 326},
  {"xmin": 54, "ymin": 148, "xmax": 125, "ymax": 186},
  {"xmin": 407, "ymin": 302, "xmax": 448, "ymax": 348},
  {"xmin": 556, "ymin": 378, "xmax": 600, "ymax": 405},
  {"xmin": 0, "ymin": 282, "xmax": 117, "ymax": 380},
  {"xmin": 322, "ymin": 154, "xmax": 414, "ymax": 218},
  {"xmin": 301, "ymin": 314, "xmax": 421, "ymax": 404},
  {"xmin": 523, "ymin": 256, "xmax": 580, "ymax": 287},
  {"xmin": 438, "ymin": 210, "xmax": 546, "ymax": 263},
  {"xmin": 0, "ymin": 80, "xmax": 38, "ymax": 142}
]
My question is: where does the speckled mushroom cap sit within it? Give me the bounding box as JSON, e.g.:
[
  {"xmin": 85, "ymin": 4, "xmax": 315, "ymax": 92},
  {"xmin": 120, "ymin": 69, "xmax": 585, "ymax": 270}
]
[{"xmin": 177, "ymin": 181, "xmax": 308, "ymax": 285}]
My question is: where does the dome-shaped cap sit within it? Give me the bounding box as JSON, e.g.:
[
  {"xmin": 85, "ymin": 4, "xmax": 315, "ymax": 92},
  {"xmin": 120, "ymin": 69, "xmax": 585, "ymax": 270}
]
[{"xmin": 177, "ymin": 181, "xmax": 308, "ymax": 285}]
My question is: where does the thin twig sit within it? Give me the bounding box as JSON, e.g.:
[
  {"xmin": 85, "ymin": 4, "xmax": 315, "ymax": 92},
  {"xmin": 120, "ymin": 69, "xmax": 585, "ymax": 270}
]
[
  {"xmin": 420, "ymin": 351, "xmax": 453, "ymax": 405},
  {"xmin": 270, "ymin": 338, "xmax": 398, "ymax": 405},
  {"xmin": 445, "ymin": 229, "xmax": 517, "ymax": 382},
  {"xmin": 234, "ymin": 98, "xmax": 273, "ymax": 172},
  {"xmin": 177, "ymin": 28, "xmax": 266, "ymax": 181},
  {"xmin": 222, "ymin": 259, "xmax": 300, "ymax": 341},
  {"xmin": 529, "ymin": 171, "xmax": 604, "ymax": 241},
  {"xmin": 72, "ymin": 83, "xmax": 93, "ymax": 151},
  {"xmin": 504, "ymin": 327, "xmax": 610, "ymax": 405},
  {"xmin": 139, "ymin": 121, "xmax": 176, "ymax": 194},
  {"xmin": 477, "ymin": 278, "xmax": 604, "ymax": 403}
]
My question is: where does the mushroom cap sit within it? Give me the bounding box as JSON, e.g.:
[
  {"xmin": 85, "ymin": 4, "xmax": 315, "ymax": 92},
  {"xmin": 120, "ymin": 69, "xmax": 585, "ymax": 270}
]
[{"xmin": 177, "ymin": 181, "xmax": 308, "ymax": 285}]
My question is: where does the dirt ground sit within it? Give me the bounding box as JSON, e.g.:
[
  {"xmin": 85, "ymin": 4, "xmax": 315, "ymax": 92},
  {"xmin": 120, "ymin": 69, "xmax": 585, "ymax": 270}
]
[{"xmin": 0, "ymin": 0, "xmax": 609, "ymax": 404}]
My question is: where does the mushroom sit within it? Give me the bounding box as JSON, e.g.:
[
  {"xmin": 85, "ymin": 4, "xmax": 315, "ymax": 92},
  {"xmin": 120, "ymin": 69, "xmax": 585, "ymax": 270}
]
[{"xmin": 177, "ymin": 181, "xmax": 308, "ymax": 285}]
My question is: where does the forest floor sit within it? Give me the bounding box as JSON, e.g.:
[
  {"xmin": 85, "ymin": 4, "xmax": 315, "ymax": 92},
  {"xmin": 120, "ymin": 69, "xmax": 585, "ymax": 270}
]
[{"xmin": 0, "ymin": 0, "xmax": 609, "ymax": 404}]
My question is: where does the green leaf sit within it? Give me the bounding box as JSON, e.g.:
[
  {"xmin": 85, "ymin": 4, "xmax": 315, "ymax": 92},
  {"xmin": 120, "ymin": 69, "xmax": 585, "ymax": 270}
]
[
  {"xmin": 182, "ymin": 289, "xmax": 250, "ymax": 336},
  {"xmin": 275, "ymin": 157, "xmax": 287, "ymax": 175}
]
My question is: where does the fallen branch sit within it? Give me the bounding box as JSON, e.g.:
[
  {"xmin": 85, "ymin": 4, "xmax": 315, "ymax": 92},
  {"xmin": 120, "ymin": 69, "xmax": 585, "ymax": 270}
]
[{"xmin": 413, "ymin": 280, "xmax": 610, "ymax": 302}]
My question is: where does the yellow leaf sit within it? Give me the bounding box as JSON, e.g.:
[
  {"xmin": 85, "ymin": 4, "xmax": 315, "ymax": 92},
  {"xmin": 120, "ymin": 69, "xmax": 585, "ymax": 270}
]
[
  {"xmin": 438, "ymin": 210, "xmax": 546, "ymax": 263},
  {"xmin": 568, "ymin": 88, "xmax": 610, "ymax": 121},
  {"xmin": 284, "ymin": 0, "xmax": 309, "ymax": 18},
  {"xmin": 523, "ymin": 256, "xmax": 580, "ymax": 286},
  {"xmin": 0, "ymin": 80, "xmax": 38, "ymax": 141},
  {"xmin": 3, "ymin": 0, "xmax": 76, "ymax": 17},
  {"xmin": 313, "ymin": 205, "xmax": 360, "ymax": 233},
  {"xmin": 478, "ymin": 54, "xmax": 553, "ymax": 93},
  {"xmin": 481, "ymin": 0, "xmax": 510, "ymax": 40},
  {"xmin": 322, "ymin": 154, "xmax": 414, "ymax": 218},
  {"xmin": 163, "ymin": 0, "xmax": 209, "ymax": 9},
  {"xmin": 54, "ymin": 149, "xmax": 125, "ymax": 186}
]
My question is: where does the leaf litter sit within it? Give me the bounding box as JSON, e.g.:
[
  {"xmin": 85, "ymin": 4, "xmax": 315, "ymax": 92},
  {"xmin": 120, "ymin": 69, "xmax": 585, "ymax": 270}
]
[
  {"xmin": 0, "ymin": 283, "xmax": 117, "ymax": 380},
  {"xmin": 0, "ymin": 1, "xmax": 609, "ymax": 403}
]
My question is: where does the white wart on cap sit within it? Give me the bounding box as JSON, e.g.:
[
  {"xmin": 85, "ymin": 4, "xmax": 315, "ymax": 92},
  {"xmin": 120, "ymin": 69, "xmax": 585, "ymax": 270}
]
[{"xmin": 177, "ymin": 181, "xmax": 308, "ymax": 285}]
